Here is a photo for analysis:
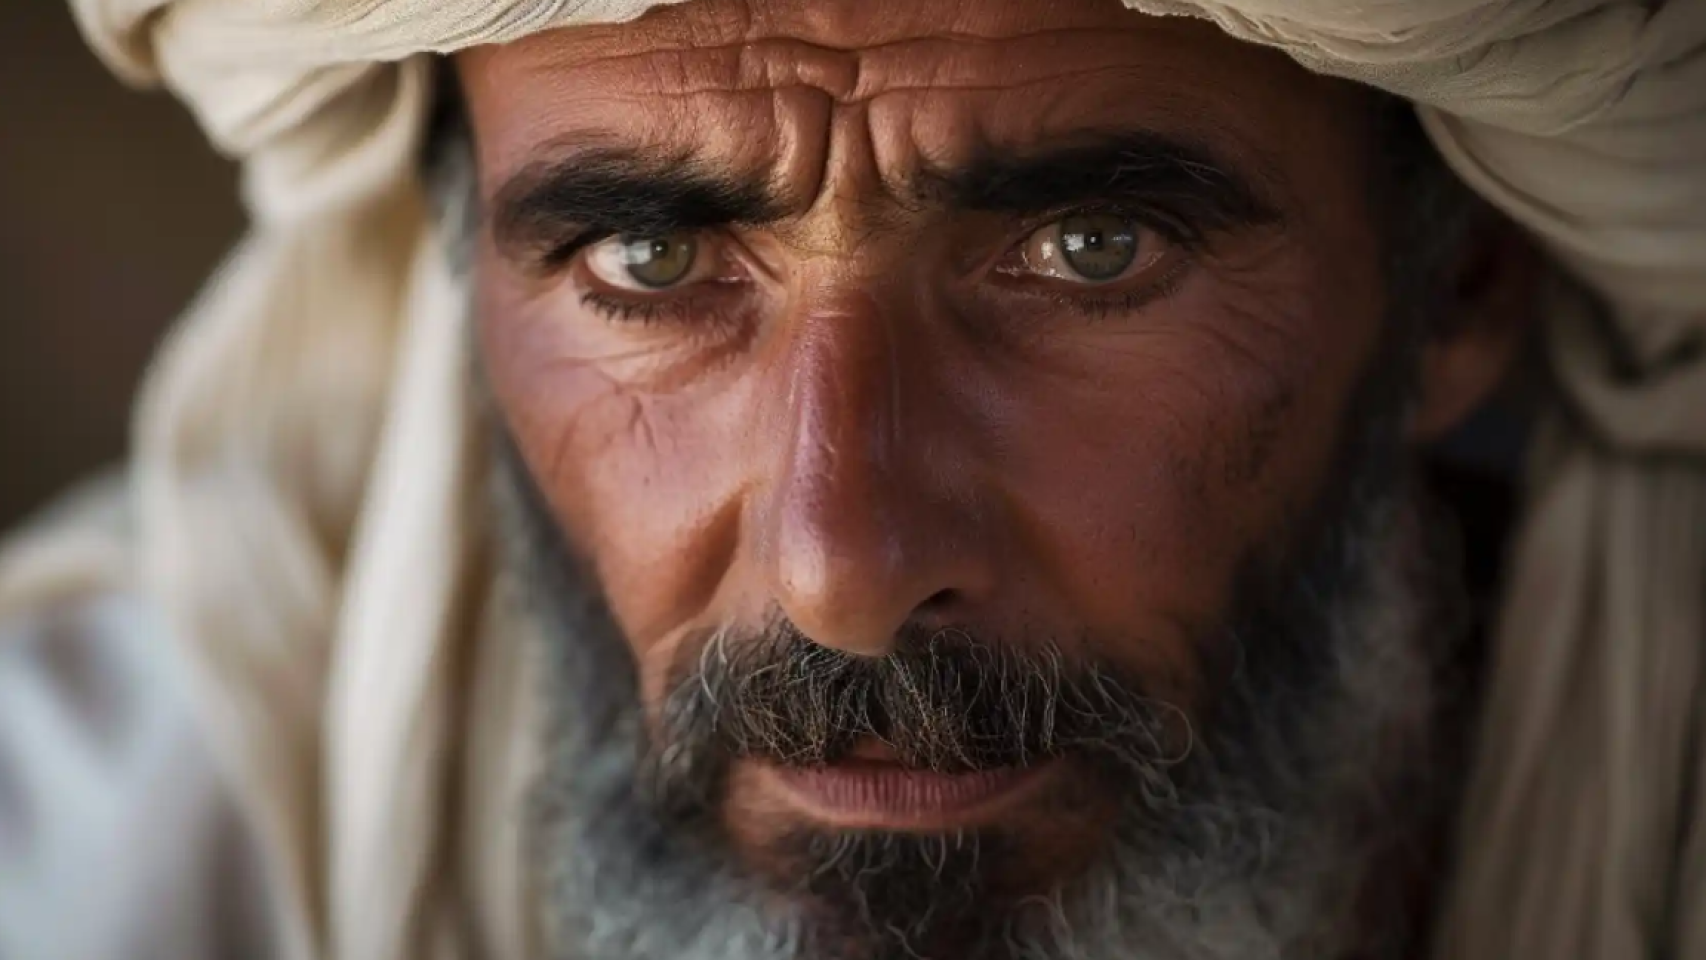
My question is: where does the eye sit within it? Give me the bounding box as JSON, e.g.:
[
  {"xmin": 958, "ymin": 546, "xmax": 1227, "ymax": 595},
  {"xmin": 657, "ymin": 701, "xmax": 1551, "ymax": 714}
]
[
  {"xmin": 585, "ymin": 232, "xmax": 705, "ymax": 291},
  {"xmin": 1014, "ymin": 214, "xmax": 1164, "ymax": 285}
]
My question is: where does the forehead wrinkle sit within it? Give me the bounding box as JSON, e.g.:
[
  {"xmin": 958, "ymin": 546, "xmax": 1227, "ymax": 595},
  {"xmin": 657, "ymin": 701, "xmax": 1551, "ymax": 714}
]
[
  {"xmin": 551, "ymin": 77, "xmax": 1290, "ymax": 230},
  {"xmin": 521, "ymin": 36, "xmax": 1293, "ymax": 173},
  {"xmin": 528, "ymin": 22, "xmax": 1207, "ymax": 106},
  {"xmin": 552, "ymin": 73, "xmax": 1158, "ymax": 108},
  {"xmin": 481, "ymin": 17, "xmax": 1322, "ymax": 264},
  {"xmin": 540, "ymin": 64, "xmax": 1256, "ymax": 181},
  {"xmin": 498, "ymin": 17, "xmax": 1309, "ymax": 209}
]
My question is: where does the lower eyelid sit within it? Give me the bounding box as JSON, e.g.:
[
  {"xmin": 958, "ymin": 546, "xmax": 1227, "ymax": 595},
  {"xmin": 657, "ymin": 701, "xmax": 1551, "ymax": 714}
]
[
  {"xmin": 576, "ymin": 233, "xmax": 1187, "ymax": 326},
  {"xmin": 579, "ymin": 290, "xmax": 715, "ymax": 326},
  {"xmin": 1005, "ymin": 253, "xmax": 1195, "ymax": 313},
  {"xmin": 574, "ymin": 274, "xmax": 759, "ymax": 327},
  {"xmin": 997, "ymin": 247, "xmax": 1176, "ymax": 289}
]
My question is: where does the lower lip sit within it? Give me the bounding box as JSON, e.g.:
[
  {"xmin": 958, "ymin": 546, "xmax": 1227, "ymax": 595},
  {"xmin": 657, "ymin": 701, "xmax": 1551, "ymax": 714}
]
[{"xmin": 762, "ymin": 758, "xmax": 1058, "ymax": 829}]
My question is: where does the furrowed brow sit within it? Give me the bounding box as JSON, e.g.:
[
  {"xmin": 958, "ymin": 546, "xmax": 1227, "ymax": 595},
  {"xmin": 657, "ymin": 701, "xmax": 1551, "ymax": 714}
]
[
  {"xmin": 489, "ymin": 148, "xmax": 785, "ymax": 269},
  {"xmin": 922, "ymin": 132, "xmax": 1284, "ymax": 241}
]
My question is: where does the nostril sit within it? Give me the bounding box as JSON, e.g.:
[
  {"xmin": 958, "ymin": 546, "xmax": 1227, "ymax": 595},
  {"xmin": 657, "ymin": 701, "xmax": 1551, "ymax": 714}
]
[{"xmin": 918, "ymin": 588, "xmax": 958, "ymax": 613}]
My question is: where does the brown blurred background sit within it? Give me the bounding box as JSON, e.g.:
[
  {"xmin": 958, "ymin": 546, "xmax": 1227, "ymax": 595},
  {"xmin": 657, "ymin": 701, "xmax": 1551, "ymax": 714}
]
[{"xmin": 0, "ymin": 5, "xmax": 241, "ymax": 530}]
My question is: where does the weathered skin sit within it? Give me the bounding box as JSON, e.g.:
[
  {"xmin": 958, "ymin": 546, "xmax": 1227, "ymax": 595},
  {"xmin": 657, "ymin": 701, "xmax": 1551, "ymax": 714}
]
[{"xmin": 458, "ymin": 0, "xmax": 1524, "ymax": 896}]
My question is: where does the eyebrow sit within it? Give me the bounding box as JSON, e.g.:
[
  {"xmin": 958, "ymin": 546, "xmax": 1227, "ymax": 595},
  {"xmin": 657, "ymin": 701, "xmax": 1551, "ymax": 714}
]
[
  {"xmin": 490, "ymin": 148, "xmax": 785, "ymax": 270},
  {"xmin": 489, "ymin": 131, "xmax": 1283, "ymax": 269},
  {"xmin": 921, "ymin": 131, "xmax": 1284, "ymax": 242}
]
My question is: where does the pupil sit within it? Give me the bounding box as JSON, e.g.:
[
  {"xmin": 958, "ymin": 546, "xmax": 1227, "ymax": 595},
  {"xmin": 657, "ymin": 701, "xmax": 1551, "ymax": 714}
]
[
  {"xmin": 621, "ymin": 233, "xmax": 696, "ymax": 288},
  {"xmin": 1060, "ymin": 216, "xmax": 1137, "ymax": 282}
]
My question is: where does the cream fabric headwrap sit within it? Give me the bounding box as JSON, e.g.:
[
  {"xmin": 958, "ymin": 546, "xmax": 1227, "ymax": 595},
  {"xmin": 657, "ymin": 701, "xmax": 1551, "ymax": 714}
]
[{"xmin": 7, "ymin": 0, "xmax": 1702, "ymax": 958}]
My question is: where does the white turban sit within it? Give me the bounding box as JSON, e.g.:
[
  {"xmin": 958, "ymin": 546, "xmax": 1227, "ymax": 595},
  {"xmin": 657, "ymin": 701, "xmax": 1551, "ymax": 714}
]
[{"xmin": 4, "ymin": 1, "xmax": 1703, "ymax": 958}]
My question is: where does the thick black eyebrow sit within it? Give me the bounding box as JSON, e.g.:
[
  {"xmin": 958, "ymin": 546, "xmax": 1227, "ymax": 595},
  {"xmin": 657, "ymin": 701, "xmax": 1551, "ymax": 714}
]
[
  {"xmin": 489, "ymin": 147, "xmax": 785, "ymax": 269},
  {"xmin": 490, "ymin": 133, "xmax": 1281, "ymax": 270},
  {"xmin": 921, "ymin": 132, "xmax": 1284, "ymax": 242}
]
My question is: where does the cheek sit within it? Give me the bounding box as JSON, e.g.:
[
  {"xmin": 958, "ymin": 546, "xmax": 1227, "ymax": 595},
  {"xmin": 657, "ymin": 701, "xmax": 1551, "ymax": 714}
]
[
  {"xmin": 477, "ymin": 227, "xmax": 1381, "ymax": 711},
  {"xmin": 978, "ymin": 272, "xmax": 1369, "ymax": 665},
  {"xmin": 477, "ymin": 274, "xmax": 752, "ymax": 648}
]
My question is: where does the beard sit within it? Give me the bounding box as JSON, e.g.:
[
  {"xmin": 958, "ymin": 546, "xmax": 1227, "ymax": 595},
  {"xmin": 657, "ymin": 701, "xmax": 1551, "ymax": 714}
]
[
  {"xmin": 484, "ymin": 322, "xmax": 1466, "ymax": 960},
  {"xmin": 417, "ymin": 51, "xmax": 1478, "ymax": 956}
]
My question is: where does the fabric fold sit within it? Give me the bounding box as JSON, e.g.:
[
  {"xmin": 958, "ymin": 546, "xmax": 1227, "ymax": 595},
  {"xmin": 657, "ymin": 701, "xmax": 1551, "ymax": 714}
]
[{"xmin": 16, "ymin": 1, "xmax": 1704, "ymax": 958}]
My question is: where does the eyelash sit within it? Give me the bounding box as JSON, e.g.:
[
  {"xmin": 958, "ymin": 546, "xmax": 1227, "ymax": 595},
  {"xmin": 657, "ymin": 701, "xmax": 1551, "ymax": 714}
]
[
  {"xmin": 1056, "ymin": 202, "xmax": 1202, "ymax": 249},
  {"xmin": 1009, "ymin": 201, "xmax": 1202, "ymax": 309},
  {"xmin": 565, "ymin": 202, "xmax": 1203, "ymax": 325},
  {"xmin": 577, "ymin": 289, "xmax": 753, "ymax": 334},
  {"xmin": 1043, "ymin": 256, "xmax": 1195, "ymax": 319}
]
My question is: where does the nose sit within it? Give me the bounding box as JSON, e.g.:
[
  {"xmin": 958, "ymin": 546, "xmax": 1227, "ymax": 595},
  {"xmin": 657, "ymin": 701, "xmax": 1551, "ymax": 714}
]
[{"xmin": 753, "ymin": 301, "xmax": 989, "ymax": 658}]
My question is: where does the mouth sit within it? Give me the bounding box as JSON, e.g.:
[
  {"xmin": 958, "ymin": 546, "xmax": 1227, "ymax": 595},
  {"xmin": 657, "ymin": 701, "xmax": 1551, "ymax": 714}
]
[{"xmin": 757, "ymin": 739, "xmax": 1063, "ymax": 831}]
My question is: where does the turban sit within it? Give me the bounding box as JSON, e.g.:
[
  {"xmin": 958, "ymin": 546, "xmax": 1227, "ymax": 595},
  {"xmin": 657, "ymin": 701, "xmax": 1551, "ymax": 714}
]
[{"xmin": 3, "ymin": 0, "xmax": 1702, "ymax": 958}]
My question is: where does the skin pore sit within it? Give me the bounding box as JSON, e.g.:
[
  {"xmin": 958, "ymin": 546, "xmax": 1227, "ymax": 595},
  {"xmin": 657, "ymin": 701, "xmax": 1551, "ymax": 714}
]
[{"xmin": 449, "ymin": 0, "xmax": 1532, "ymax": 957}]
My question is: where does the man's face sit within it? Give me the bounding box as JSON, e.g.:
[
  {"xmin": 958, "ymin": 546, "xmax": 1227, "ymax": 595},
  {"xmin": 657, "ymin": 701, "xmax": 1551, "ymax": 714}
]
[{"xmin": 456, "ymin": 0, "xmax": 1462, "ymax": 956}]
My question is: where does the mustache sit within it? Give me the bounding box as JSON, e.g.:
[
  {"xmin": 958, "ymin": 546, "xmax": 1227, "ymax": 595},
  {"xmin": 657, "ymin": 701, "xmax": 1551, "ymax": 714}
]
[{"xmin": 656, "ymin": 622, "xmax": 1190, "ymax": 778}]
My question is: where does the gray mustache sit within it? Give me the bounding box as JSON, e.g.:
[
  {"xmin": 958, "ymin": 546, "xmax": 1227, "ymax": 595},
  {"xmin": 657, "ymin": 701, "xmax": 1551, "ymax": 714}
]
[{"xmin": 657, "ymin": 624, "xmax": 1187, "ymax": 777}]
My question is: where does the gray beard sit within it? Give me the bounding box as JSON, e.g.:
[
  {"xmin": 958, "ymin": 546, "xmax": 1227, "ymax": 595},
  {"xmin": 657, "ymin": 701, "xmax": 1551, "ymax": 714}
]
[
  {"xmin": 486, "ymin": 377, "xmax": 1461, "ymax": 960},
  {"xmin": 432, "ymin": 65, "xmax": 1472, "ymax": 958}
]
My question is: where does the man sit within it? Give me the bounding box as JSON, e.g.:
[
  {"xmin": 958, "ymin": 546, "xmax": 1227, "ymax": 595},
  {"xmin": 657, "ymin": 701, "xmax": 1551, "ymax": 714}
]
[{"xmin": 1, "ymin": 1, "xmax": 1702, "ymax": 960}]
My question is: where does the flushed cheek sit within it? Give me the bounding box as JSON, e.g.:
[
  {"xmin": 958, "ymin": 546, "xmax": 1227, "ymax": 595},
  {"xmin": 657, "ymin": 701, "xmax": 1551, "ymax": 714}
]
[
  {"xmin": 479, "ymin": 289, "xmax": 755, "ymax": 648},
  {"xmin": 981, "ymin": 327, "xmax": 1333, "ymax": 663}
]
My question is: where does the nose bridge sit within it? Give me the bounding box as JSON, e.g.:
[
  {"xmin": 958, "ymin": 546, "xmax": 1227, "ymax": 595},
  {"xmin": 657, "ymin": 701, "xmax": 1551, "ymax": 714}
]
[
  {"xmin": 788, "ymin": 298, "xmax": 902, "ymax": 494},
  {"xmin": 757, "ymin": 295, "xmax": 954, "ymax": 658}
]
